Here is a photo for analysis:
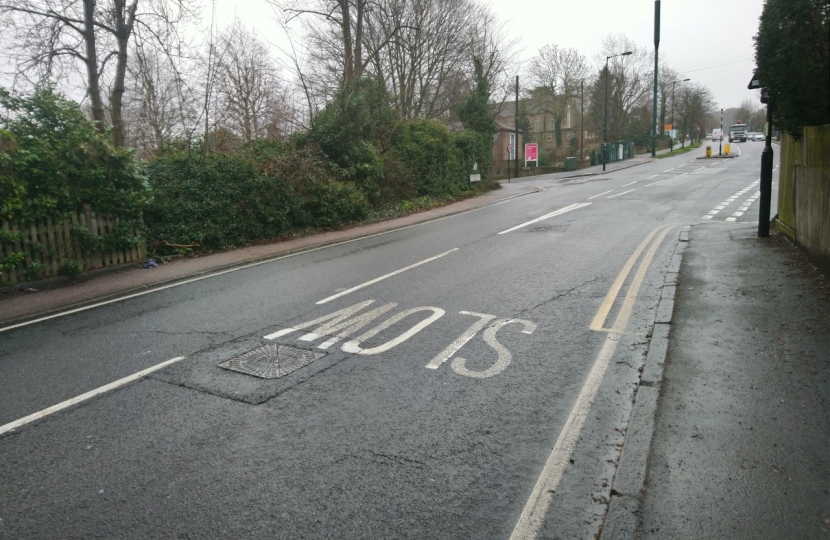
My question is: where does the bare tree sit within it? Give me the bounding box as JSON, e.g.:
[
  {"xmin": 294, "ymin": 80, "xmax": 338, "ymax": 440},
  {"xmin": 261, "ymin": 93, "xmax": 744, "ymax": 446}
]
[
  {"xmin": 215, "ymin": 22, "xmax": 283, "ymax": 142},
  {"xmin": 0, "ymin": 0, "xmax": 193, "ymax": 147}
]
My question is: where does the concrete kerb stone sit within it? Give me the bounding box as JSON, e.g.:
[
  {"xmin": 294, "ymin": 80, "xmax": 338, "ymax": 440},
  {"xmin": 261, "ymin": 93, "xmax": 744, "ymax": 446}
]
[{"xmin": 599, "ymin": 225, "xmax": 690, "ymax": 540}]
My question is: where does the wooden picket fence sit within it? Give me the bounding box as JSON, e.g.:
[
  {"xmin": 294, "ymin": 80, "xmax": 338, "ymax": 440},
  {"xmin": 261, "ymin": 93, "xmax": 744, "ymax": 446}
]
[{"xmin": 0, "ymin": 206, "xmax": 146, "ymax": 285}]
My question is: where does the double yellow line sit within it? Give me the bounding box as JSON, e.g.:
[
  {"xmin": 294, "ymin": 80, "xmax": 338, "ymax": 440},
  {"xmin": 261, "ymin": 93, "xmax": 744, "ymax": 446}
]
[{"xmin": 590, "ymin": 224, "xmax": 676, "ymax": 334}]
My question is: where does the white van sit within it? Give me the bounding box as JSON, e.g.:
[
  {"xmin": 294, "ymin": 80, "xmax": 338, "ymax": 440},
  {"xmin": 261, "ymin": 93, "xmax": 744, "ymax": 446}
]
[{"xmin": 712, "ymin": 129, "xmax": 722, "ymax": 141}]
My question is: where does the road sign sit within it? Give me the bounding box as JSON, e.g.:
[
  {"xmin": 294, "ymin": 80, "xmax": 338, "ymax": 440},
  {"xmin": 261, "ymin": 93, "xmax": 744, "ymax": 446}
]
[{"xmin": 470, "ymin": 174, "xmax": 481, "ymax": 183}]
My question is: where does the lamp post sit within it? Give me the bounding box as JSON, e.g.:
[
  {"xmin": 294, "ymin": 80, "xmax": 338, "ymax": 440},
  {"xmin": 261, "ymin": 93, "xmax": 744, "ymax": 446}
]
[
  {"xmin": 603, "ymin": 51, "xmax": 633, "ymax": 171},
  {"xmin": 748, "ymin": 73, "xmax": 774, "ymax": 237},
  {"xmin": 670, "ymin": 78, "xmax": 690, "ymax": 153}
]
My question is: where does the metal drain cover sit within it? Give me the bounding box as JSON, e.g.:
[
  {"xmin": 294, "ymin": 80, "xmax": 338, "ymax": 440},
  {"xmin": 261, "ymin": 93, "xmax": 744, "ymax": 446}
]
[{"xmin": 218, "ymin": 344, "xmax": 325, "ymax": 379}]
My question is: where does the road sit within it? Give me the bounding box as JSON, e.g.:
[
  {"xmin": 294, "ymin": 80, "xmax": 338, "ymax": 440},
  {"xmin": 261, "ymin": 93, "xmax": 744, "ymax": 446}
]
[{"xmin": 0, "ymin": 141, "xmax": 777, "ymax": 539}]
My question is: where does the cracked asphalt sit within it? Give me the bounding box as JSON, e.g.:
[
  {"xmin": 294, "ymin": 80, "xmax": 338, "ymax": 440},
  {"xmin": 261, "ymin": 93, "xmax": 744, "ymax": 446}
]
[{"xmin": 0, "ymin": 143, "xmax": 779, "ymax": 538}]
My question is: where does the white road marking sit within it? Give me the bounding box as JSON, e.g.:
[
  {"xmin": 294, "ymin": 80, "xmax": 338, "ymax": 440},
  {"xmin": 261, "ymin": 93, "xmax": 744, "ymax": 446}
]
[
  {"xmin": 0, "ymin": 188, "xmax": 542, "ymax": 334},
  {"xmin": 607, "ymin": 189, "xmax": 635, "ymax": 198},
  {"xmin": 646, "ymin": 175, "xmax": 659, "ymax": 179},
  {"xmin": 663, "ymin": 168, "xmax": 675, "ymax": 172},
  {"xmin": 0, "ymin": 356, "xmax": 187, "ymax": 436},
  {"xmin": 316, "ymin": 248, "xmax": 458, "ymax": 305},
  {"xmin": 726, "ymin": 217, "xmax": 737, "ymax": 222},
  {"xmin": 425, "ymin": 311, "xmax": 496, "ymax": 369},
  {"xmin": 451, "ymin": 319, "xmax": 536, "ymax": 378},
  {"xmin": 645, "ymin": 181, "xmax": 662, "ymax": 186},
  {"xmin": 676, "ymin": 173, "xmax": 687, "ymax": 177},
  {"xmin": 498, "ymin": 203, "xmax": 591, "ymax": 235},
  {"xmin": 588, "ymin": 191, "xmax": 613, "ymax": 200},
  {"xmin": 341, "ymin": 307, "xmax": 445, "ymax": 355},
  {"xmin": 512, "ymin": 226, "xmax": 673, "ymax": 539},
  {"xmin": 620, "ymin": 181, "xmax": 638, "ymax": 188}
]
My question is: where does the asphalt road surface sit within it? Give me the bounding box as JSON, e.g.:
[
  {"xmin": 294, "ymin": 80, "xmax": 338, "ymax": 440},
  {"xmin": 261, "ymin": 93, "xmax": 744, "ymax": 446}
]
[{"xmin": 0, "ymin": 142, "xmax": 777, "ymax": 539}]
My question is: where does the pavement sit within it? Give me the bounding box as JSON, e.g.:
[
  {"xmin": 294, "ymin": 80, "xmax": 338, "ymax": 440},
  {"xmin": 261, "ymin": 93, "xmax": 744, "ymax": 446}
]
[
  {"xmin": 601, "ymin": 222, "xmax": 830, "ymax": 539},
  {"xmin": 3, "ymin": 143, "xmax": 827, "ymax": 538}
]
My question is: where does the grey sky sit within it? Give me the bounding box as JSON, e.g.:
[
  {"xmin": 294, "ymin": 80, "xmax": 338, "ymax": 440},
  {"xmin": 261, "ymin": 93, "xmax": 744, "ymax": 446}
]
[{"xmin": 216, "ymin": 0, "xmax": 765, "ymax": 110}]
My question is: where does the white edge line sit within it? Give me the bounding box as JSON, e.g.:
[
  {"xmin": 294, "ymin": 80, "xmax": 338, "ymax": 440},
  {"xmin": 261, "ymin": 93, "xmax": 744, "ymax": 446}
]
[
  {"xmin": 510, "ymin": 333, "xmax": 621, "ymax": 539},
  {"xmin": 0, "ymin": 356, "xmax": 187, "ymax": 436},
  {"xmin": 316, "ymin": 248, "xmax": 458, "ymax": 305},
  {"xmin": 645, "ymin": 181, "xmax": 662, "ymax": 186},
  {"xmin": 607, "ymin": 189, "xmax": 635, "ymax": 199},
  {"xmin": 588, "ymin": 190, "xmax": 613, "ymax": 200},
  {"xmin": 0, "ymin": 188, "xmax": 541, "ymax": 333},
  {"xmin": 646, "ymin": 175, "xmax": 659, "ymax": 179},
  {"xmin": 620, "ymin": 181, "xmax": 637, "ymax": 187},
  {"xmin": 497, "ymin": 203, "xmax": 590, "ymax": 235}
]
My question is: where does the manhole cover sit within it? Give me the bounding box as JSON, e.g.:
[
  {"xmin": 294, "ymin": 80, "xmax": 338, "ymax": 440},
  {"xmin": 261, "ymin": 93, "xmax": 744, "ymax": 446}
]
[{"xmin": 218, "ymin": 344, "xmax": 326, "ymax": 379}]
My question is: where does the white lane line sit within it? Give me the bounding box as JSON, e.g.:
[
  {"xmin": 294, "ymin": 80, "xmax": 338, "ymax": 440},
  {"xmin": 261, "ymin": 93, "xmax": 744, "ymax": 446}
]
[
  {"xmin": 676, "ymin": 173, "xmax": 688, "ymax": 177},
  {"xmin": 588, "ymin": 190, "xmax": 613, "ymax": 200},
  {"xmin": 0, "ymin": 356, "xmax": 187, "ymax": 436},
  {"xmin": 645, "ymin": 180, "xmax": 662, "ymax": 186},
  {"xmin": 498, "ymin": 203, "xmax": 591, "ymax": 235},
  {"xmin": 620, "ymin": 181, "xmax": 638, "ymax": 188},
  {"xmin": 662, "ymin": 168, "xmax": 675, "ymax": 172},
  {"xmin": 0, "ymin": 188, "xmax": 543, "ymax": 333},
  {"xmin": 316, "ymin": 248, "xmax": 458, "ymax": 305},
  {"xmin": 646, "ymin": 175, "xmax": 659, "ymax": 179},
  {"xmin": 607, "ymin": 189, "xmax": 635, "ymax": 199}
]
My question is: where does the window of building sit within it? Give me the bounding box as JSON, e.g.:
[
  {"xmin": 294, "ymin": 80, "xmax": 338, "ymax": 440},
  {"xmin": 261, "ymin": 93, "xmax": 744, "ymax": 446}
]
[
  {"xmin": 534, "ymin": 119, "xmax": 540, "ymax": 132},
  {"xmin": 547, "ymin": 134, "xmax": 552, "ymax": 142},
  {"xmin": 509, "ymin": 132, "xmax": 516, "ymax": 159},
  {"xmin": 550, "ymin": 119, "xmax": 555, "ymax": 131},
  {"xmin": 565, "ymin": 106, "xmax": 571, "ymax": 129}
]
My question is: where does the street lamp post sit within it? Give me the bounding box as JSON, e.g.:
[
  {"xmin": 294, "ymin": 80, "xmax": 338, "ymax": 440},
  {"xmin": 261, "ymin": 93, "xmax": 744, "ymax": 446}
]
[
  {"xmin": 670, "ymin": 78, "xmax": 690, "ymax": 153},
  {"xmin": 603, "ymin": 51, "xmax": 633, "ymax": 171}
]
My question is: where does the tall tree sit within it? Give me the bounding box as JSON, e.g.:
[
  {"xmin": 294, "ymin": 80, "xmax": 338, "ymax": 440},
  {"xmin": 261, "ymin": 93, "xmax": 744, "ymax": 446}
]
[
  {"xmin": 0, "ymin": 0, "xmax": 193, "ymax": 147},
  {"xmin": 755, "ymin": 0, "xmax": 830, "ymax": 137}
]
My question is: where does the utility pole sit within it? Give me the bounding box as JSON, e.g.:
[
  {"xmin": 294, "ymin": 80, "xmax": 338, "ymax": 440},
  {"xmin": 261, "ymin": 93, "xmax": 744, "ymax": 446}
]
[
  {"xmin": 515, "ymin": 75, "xmax": 519, "ymax": 180},
  {"xmin": 603, "ymin": 51, "xmax": 632, "ymax": 172},
  {"xmin": 719, "ymin": 108, "xmax": 723, "ymax": 156},
  {"xmin": 651, "ymin": 0, "xmax": 660, "ymax": 157},
  {"xmin": 580, "ymin": 80, "xmax": 584, "ymax": 163}
]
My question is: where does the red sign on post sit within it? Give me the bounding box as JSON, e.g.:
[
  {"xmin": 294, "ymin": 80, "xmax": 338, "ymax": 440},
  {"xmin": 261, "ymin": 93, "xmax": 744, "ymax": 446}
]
[{"xmin": 525, "ymin": 143, "xmax": 538, "ymax": 165}]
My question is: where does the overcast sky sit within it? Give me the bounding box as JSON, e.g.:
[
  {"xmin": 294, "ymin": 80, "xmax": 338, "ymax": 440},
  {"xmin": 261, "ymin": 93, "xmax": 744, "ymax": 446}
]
[{"xmin": 214, "ymin": 0, "xmax": 765, "ymax": 110}]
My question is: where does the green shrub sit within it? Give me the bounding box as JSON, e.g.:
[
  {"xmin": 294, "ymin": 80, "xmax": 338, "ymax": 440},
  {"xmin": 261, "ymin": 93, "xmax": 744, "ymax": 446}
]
[
  {"xmin": 59, "ymin": 259, "xmax": 82, "ymax": 277},
  {"xmin": 0, "ymin": 87, "xmax": 149, "ymax": 222},
  {"xmin": 145, "ymin": 153, "xmax": 293, "ymax": 250},
  {"xmin": 387, "ymin": 120, "xmax": 462, "ymax": 198}
]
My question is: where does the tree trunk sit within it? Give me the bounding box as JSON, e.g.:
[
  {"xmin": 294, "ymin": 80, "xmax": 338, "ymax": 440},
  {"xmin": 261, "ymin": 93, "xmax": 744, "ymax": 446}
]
[
  {"xmin": 109, "ymin": 0, "xmax": 138, "ymax": 148},
  {"xmin": 339, "ymin": 0, "xmax": 353, "ymax": 85},
  {"xmin": 83, "ymin": 0, "xmax": 106, "ymax": 133}
]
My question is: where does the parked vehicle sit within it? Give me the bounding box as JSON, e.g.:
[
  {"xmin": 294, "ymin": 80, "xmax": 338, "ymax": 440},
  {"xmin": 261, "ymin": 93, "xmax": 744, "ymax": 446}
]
[{"xmin": 712, "ymin": 129, "xmax": 722, "ymax": 141}]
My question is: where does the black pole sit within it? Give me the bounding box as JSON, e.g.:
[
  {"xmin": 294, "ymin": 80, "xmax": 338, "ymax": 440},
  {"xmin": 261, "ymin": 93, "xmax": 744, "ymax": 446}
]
[
  {"xmin": 719, "ymin": 108, "xmax": 723, "ymax": 156},
  {"xmin": 670, "ymin": 82, "xmax": 676, "ymax": 153},
  {"xmin": 507, "ymin": 146, "xmax": 510, "ymax": 182},
  {"xmin": 603, "ymin": 57, "xmax": 609, "ymax": 171},
  {"xmin": 580, "ymin": 80, "xmax": 584, "ymax": 163},
  {"xmin": 515, "ymin": 75, "xmax": 519, "ymax": 180},
  {"xmin": 758, "ymin": 100, "xmax": 774, "ymax": 237},
  {"xmin": 651, "ymin": 0, "xmax": 660, "ymax": 157}
]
